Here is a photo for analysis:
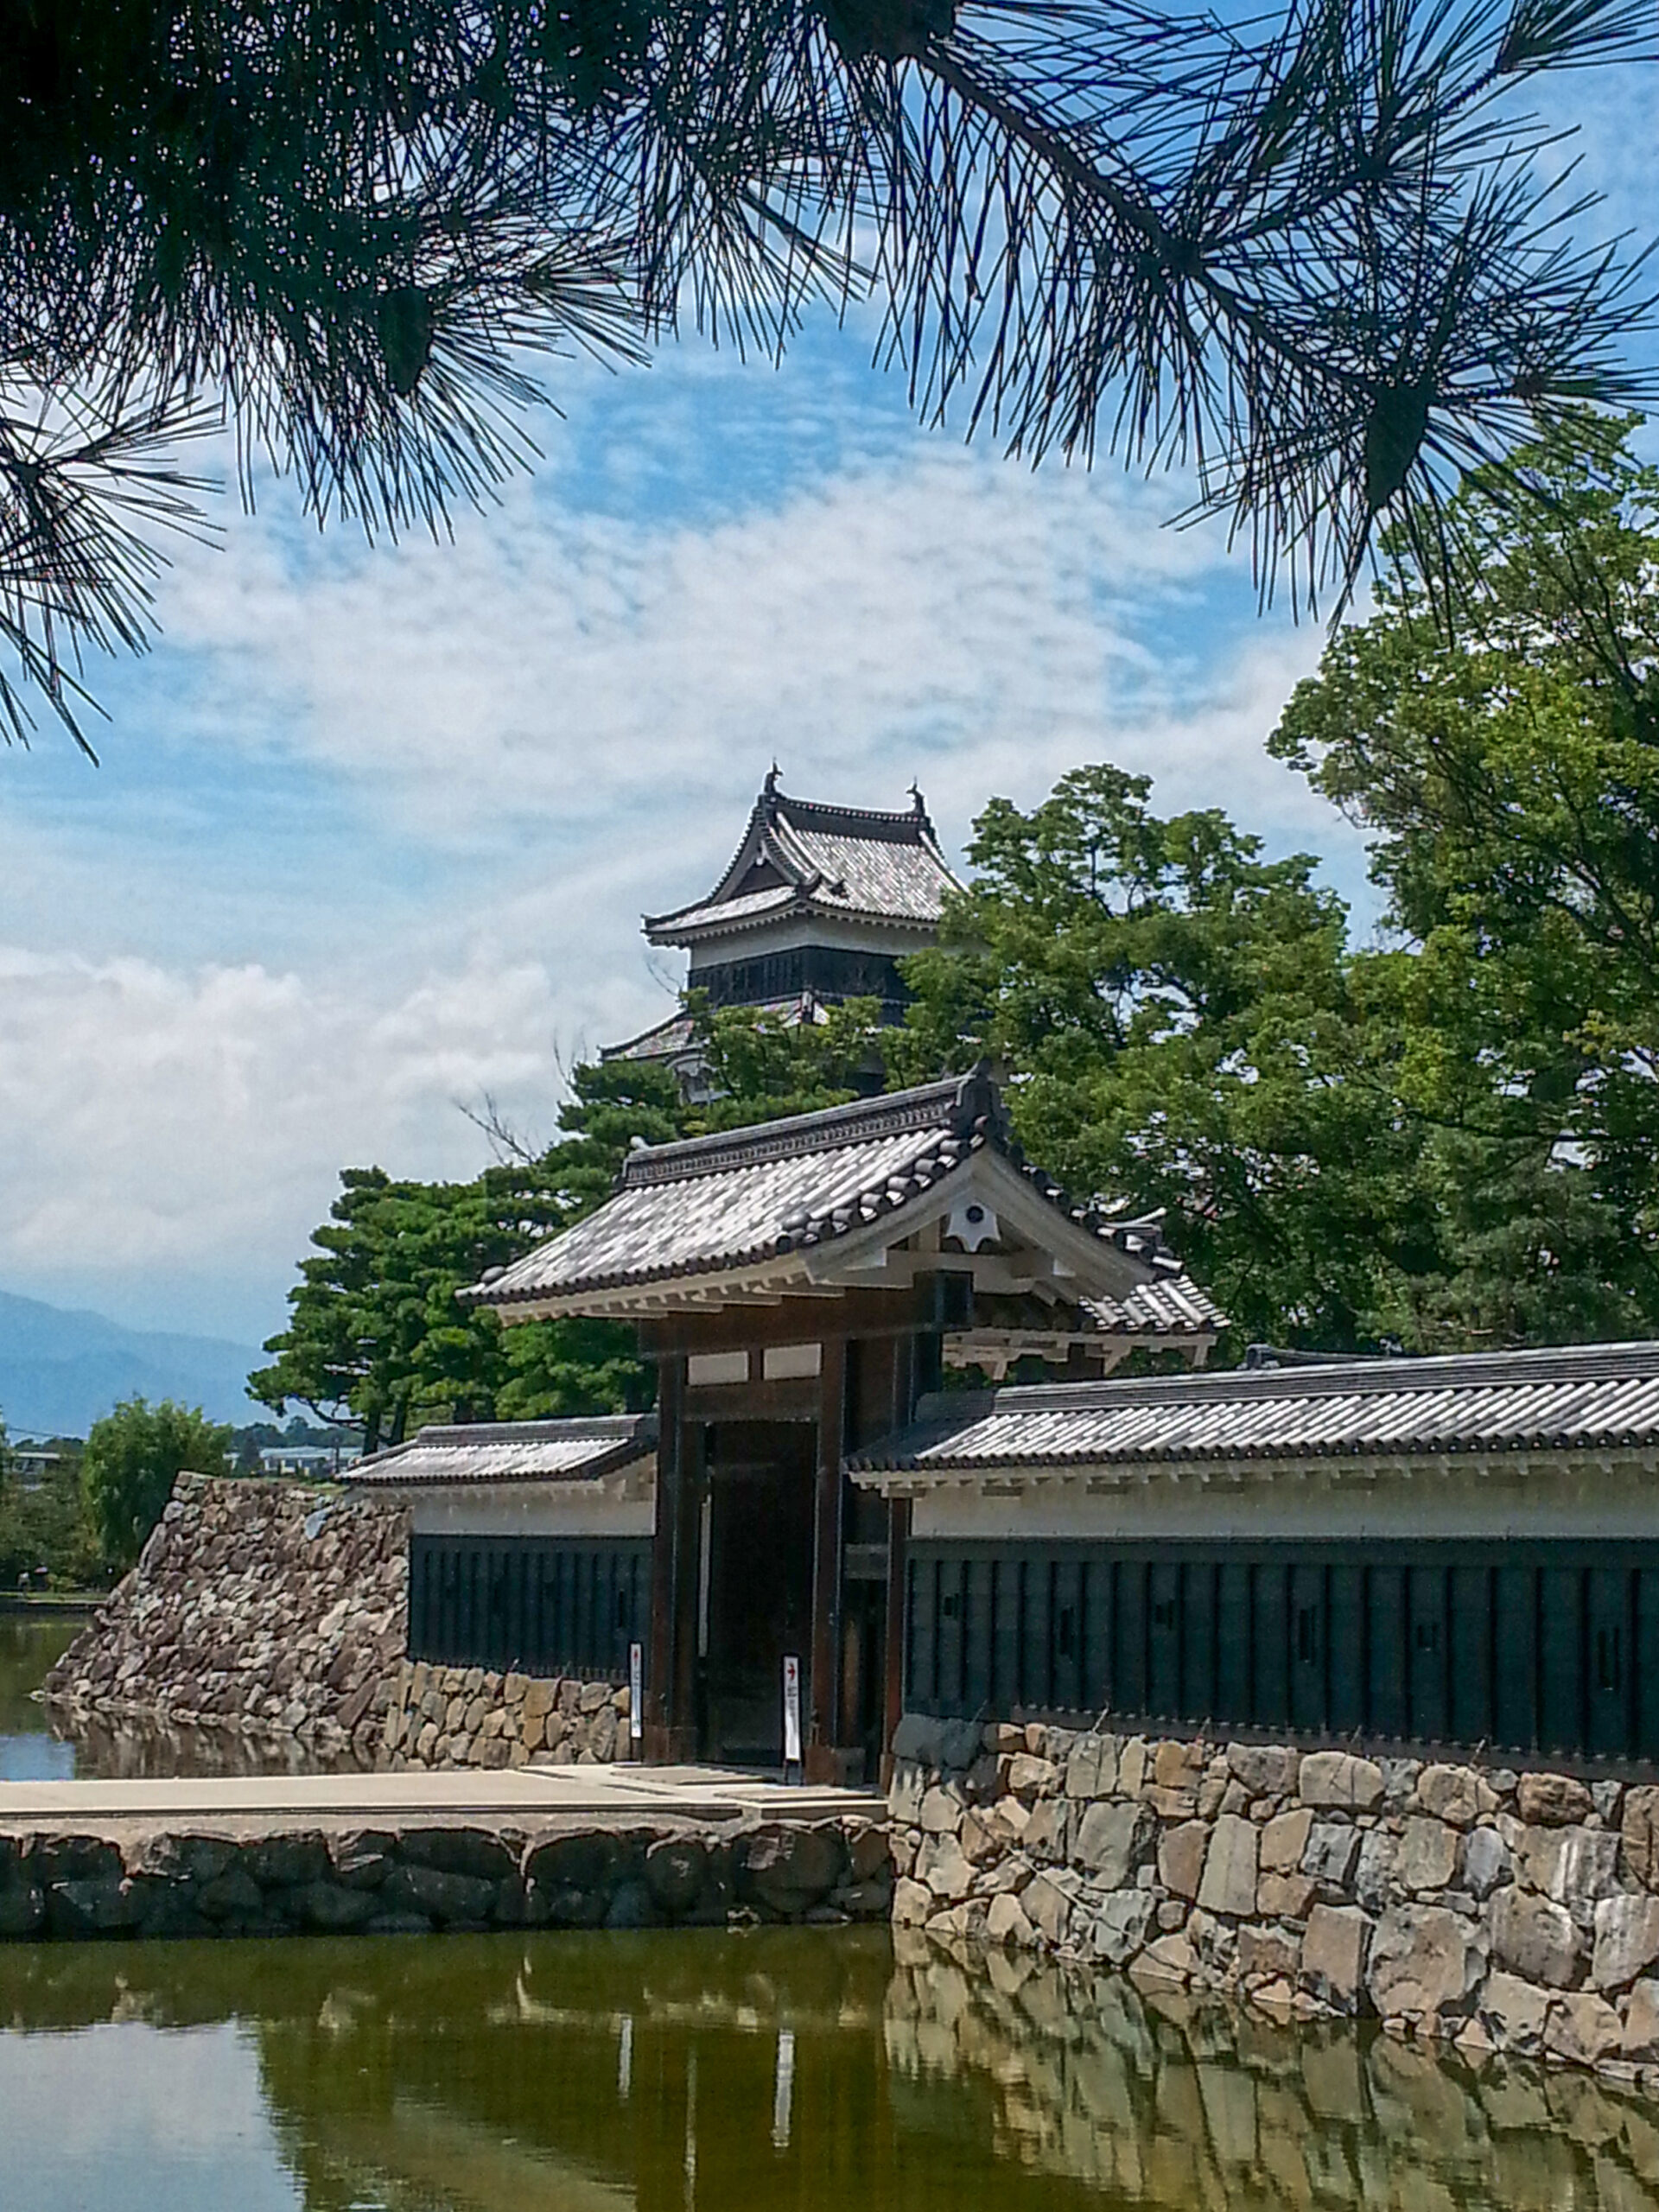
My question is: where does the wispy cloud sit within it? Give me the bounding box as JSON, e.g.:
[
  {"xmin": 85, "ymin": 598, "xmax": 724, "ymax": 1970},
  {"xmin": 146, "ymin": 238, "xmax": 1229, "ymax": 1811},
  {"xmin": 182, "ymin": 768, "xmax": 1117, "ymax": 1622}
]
[{"xmin": 2, "ymin": 324, "xmax": 1364, "ymax": 1344}]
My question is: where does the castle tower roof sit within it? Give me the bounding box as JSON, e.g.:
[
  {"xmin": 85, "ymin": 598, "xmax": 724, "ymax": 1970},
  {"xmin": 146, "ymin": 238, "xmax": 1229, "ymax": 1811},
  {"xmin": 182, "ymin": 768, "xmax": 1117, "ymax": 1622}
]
[{"xmin": 643, "ymin": 772, "xmax": 960, "ymax": 952}]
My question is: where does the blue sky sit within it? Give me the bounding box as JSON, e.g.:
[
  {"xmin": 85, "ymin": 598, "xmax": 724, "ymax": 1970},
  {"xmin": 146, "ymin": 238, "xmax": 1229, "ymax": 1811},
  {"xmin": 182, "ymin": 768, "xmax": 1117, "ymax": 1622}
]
[{"xmin": 2, "ymin": 52, "xmax": 1655, "ymax": 1351}]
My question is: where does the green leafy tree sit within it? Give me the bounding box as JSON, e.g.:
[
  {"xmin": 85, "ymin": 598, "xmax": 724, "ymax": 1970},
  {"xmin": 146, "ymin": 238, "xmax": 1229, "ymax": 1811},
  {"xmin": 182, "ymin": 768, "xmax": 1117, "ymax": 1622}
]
[
  {"xmin": 3, "ymin": 0, "xmax": 1653, "ymax": 746},
  {"xmin": 81, "ymin": 1398, "xmax": 233, "ymax": 1572},
  {"xmin": 253, "ymin": 1058, "xmax": 685, "ymax": 1444},
  {"xmin": 892, "ymin": 765, "xmax": 1440, "ymax": 1348},
  {"xmin": 0, "ymin": 1435, "xmax": 105, "ymax": 1592},
  {"xmin": 1271, "ymin": 414, "xmax": 1659, "ymax": 1344}
]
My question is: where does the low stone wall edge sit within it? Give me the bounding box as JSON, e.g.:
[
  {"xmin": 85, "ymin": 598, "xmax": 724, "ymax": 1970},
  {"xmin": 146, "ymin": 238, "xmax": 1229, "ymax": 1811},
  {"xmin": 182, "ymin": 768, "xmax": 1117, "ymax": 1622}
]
[{"xmin": 0, "ymin": 1815, "xmax": 893, "ymax": 1942}]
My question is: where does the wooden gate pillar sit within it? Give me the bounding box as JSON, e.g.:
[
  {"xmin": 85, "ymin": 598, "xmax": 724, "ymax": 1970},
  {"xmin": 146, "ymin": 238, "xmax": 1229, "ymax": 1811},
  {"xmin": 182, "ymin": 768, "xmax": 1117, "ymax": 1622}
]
[
  {"xmin": 644, "ymin": 1355, "xmax": 699, "ymax": 1762},
  {"xmin": 804, "ymin": 1335, "xmax": 848, "ymax": 1783}
]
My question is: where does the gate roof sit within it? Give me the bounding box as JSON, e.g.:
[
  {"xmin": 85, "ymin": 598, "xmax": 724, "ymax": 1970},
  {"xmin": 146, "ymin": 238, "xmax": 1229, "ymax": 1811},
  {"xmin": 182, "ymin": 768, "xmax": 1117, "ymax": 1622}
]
[{"xmin": 461, "ymin": 1066, "xmax": 1216, "ymax": 1326}]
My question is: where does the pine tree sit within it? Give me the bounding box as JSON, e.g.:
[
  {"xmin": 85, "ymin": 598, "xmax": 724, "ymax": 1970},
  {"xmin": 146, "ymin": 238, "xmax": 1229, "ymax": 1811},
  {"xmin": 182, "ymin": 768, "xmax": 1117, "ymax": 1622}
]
[{"xmin": 3, "ymin": 0, "xmax": 1654, "ymax": 749}]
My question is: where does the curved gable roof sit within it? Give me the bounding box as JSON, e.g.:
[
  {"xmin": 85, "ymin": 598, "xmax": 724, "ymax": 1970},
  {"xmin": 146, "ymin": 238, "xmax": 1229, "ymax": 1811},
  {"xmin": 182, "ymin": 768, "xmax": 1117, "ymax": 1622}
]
[
  {"xmin": 645, "ymin": 779, "xmax": 960, "ymax": 944},
  {"xmin": 463, "ymin": 1067, "xmax": 1211, "ymax": 1319}
]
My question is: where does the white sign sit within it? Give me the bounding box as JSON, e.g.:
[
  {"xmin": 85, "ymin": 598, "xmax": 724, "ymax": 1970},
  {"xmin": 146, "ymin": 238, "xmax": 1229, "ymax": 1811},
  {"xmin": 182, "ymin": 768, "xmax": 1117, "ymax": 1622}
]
[
  {"xmin": 782, "ymin": 1653, "xmax": 803, "ymax": 1770},
  {"xmin": 628, "ymin": 1642, "xmax": 644, "ymax": 1744}
]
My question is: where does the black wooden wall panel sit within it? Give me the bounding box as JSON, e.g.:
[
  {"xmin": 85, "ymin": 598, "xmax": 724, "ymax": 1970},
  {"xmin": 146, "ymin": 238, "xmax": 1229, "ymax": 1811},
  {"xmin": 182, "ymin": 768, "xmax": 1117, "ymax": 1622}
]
[
  {"xmin": 1540, "ymin": 1567, "xmax": 1581, "ymax": 1756},
  {"xmin": 905, "ymin": 1538, "xmax": 1659, "ymax": 1766},
  {"xmin": 1327, "ymin": 1565, "xmax": 1364, "ymax": 1733},
  {"xmin": 1288, "ymin": 1563, "xmax": 1325, "ymax": 1735},
  {"xmin": 409, "ymin": 1535, "xmax": 649, "ymax": 1677}
]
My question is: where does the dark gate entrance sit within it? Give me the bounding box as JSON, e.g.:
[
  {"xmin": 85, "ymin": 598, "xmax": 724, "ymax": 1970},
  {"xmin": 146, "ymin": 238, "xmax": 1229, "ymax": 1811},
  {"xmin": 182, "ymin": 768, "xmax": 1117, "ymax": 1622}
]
[{"xmin": 700, "ymin": 1422, "xmax": 816, "ymax": 1765}]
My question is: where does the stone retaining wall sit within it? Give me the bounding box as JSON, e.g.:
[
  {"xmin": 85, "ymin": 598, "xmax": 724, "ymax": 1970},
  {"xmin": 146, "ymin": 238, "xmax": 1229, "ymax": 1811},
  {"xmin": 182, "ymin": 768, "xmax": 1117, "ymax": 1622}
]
[
  {"xmin": 381, "ymin": 1659, "xmax": 631, "ymax": 1769},
  {"xmin": 39, "ymin": 1476, "xmax": 627, "ymax": 1775},
  {"xmin": 43, "ymin": 1474, "xmax": 407, "ymax": 1764},
  {"xmin": 0, "ymin": 1815, "xmax": 891, "ymax": 1942},
  {"xmin": 887, "ymin": 1712, "xmax": 1659, "ymax": 2085}
]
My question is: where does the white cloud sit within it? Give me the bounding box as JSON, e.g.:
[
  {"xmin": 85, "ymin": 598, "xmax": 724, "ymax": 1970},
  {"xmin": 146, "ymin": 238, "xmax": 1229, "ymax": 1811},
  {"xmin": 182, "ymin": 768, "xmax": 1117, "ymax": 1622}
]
[
  {"xmin": 0, "ymin": 942, "xmax": 567, "ymax": 1338},
  {"xmin": 4, "ymin": 364, "xmax": 1368, "ymax": 1341},
  {"xmin": 162, "ymin": 435, "xmax": 1340, "ymax": 851}
]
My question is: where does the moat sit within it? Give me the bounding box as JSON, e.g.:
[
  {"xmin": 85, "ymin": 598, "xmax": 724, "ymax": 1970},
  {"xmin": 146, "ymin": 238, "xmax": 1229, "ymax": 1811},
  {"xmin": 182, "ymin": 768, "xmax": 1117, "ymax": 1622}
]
[{"xmin": 6, "ymin": 1921, "xmax": 1659, "ymax": 2212}]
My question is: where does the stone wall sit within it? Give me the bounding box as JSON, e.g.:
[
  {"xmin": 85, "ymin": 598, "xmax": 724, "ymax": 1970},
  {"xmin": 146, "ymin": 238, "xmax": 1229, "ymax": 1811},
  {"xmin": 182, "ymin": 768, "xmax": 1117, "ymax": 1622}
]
[
  {"xmin": 43, "ymin": 1474, "xmax": 407, "ymax": 1764},
  {"xmin": 0, "ymin": 1816, "xmax": 891, "ymax": 1942},
  {"xmin": 380, "ymin": 1660, "xmax": 632, "ymax": 1769},
  {"xmin": 39, "ymin": 1475, "xmax": 634, "ymax": 1775},
  {"xmin": 887, "ymin": 1712, "xmax": 1659, "ymax": 2084}
]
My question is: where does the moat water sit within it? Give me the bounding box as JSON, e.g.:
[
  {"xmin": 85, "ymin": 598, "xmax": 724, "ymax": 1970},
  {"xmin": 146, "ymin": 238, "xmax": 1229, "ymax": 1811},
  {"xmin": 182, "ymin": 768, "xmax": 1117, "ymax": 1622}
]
[
  {"xmin": 0, "ymin": 1614, "xmax": 79, "ymax": 1779},
  {"xmin": 4, "ymin": 1923, "xmax": 1659, "ymax": 2212},
  {"xmin": 0, "ymin": 1614, "xmax": 369, "ymax": 1781},
  {"xmin": 8, "ymin": 1619, "xmax": 1659, "ymax": 2208}
]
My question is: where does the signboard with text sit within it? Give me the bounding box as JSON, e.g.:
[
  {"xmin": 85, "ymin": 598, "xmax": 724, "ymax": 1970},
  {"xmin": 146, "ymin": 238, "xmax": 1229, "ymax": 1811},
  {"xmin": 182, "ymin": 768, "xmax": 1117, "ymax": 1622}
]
[{"xmin": 782, "ymin": 1653, "xmax": 802, "ymax": 1777}]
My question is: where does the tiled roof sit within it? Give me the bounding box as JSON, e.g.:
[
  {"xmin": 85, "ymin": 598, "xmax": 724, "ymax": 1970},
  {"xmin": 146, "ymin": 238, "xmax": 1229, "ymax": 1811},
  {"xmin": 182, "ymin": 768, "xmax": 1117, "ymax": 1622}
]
[
  {"xmin": 1082, "ymin": 1275, "xmax": 1227, "ymax": 1337},
  {"xmin": 645, "ymin": 780, "xmax": 959, "ymax": 944},
  {"xmin": 601, "ymin": 1008, "xmax": 700, "ymax": 1064},
  {"xmin": 601, "ymin": 995, "xmax": 830, "ymax": 1065},
  {"xmin": 352, "ymin": 1414, "xmax": 656, "ymax": 1487},
  {"xmin": 850, "ymin": 1340, "xmax": 1659, "ymax": 1478},
  {"xmin": 465, "ymin": 1066, "xmax": 1205, "ymax": 1315}
]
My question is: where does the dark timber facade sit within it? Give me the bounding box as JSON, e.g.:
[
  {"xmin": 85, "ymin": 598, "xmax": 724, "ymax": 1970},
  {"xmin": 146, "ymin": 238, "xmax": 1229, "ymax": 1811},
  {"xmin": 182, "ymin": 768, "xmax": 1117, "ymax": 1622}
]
[
  {"xmin": 899, "ymin": 1541, "xmax": 1659, "ymax": 1765},
  {"xmin": 855, "ymin": 1344, "xmax": 1659, "ymax": 1770}
]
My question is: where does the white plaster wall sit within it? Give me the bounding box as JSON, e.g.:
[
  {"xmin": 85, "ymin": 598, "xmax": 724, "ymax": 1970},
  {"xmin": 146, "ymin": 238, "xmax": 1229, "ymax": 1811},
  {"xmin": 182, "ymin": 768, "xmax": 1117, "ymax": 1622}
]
[
  {"xmin": 907, "ymin": 1456, "xmax": 1659, "ymax": 1542},
  {"xmin": 407, "ymin": 1482, "xmax": 655, "ymax": 1538},
  {"xmin": 689, "ymin": 914, "xmax": 931, "ymax": 960}
]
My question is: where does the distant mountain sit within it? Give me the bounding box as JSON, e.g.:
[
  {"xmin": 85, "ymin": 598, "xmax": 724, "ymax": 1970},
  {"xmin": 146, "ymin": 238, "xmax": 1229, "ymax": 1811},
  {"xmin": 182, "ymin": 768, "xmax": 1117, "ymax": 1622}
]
[{"xmin": 0, "ymin": 1290, "xmax": 264, "ymax": 1438}]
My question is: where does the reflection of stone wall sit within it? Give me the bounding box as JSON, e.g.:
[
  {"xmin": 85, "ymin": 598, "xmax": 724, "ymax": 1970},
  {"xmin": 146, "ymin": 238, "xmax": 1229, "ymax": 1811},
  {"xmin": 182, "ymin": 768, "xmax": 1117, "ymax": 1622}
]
[
  {"xmin": 887, "ymin": 1713, "xmax": 1659, "ymax": 2084},
  {"xmin": 381, "ymin": 1660, "xmax": 632, "ymax": 1768},
  {"xmin": 887, "ymin": 1929, "xmax": 1659, "ymax": 2209},
  {"xmin": 42, "ymin": 1474, "xmax": 406, "ymax": 1764}
]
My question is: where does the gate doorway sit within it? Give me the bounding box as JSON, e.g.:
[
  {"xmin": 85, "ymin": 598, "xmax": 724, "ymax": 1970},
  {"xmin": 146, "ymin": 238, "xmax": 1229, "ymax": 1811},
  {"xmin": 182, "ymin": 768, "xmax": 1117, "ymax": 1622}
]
[{"xmin": 699, "ymin": 1422, "xmax": 816, "ymax": 1765}]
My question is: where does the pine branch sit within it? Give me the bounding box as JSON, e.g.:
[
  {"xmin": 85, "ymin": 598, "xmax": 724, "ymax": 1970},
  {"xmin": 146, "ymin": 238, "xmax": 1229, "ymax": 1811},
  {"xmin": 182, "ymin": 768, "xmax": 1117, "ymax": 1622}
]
[{"xmin": 0, "ymin": 0, "xmax": 1654, "ymax": 733}]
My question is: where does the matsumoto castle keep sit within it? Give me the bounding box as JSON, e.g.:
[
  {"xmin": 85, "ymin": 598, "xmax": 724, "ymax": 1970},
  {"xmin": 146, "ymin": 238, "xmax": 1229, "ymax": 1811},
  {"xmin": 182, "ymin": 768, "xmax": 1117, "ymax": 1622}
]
[{"xmin": 357, "ymin": 777, "xmax": 1659, "ymax": 1785}]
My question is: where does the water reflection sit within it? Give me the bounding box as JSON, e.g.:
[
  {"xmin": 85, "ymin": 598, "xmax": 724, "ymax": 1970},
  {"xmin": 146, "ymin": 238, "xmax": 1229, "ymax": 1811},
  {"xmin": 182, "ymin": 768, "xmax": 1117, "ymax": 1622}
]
[
  {"xmin": 0, "ymin": 1613, "xmax": 79, "ymax": 1779},
  {"xmin": 53, "ymin": 1707, "xmax": 372, "ymax": 1781},
  {"xmin": 0, "ymin": 1611, "xmax": 369, "ymax": 1780},
  {"xmin": 5, "ymin": 1927, "xmax": 1659, "ymax": 2211}
]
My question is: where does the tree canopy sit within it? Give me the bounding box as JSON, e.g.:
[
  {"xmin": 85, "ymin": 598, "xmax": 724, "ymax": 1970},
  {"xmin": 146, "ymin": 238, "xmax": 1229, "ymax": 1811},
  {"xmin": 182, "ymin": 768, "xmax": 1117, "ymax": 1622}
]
[
  {"xmin": 3, "ymin": 0, "xmax": 1655, "ymax": 749},
  {"xmin": 80, "ymin": 1395, "xmax": 233, "ymax": 1570},
  {"xmin": 1271, "ymin": 412, "xmax": 1659, "ymax": 1344},
  {"xmin": 890, "ymin": 765, "xmax": 1436, "ymax": 1345}
]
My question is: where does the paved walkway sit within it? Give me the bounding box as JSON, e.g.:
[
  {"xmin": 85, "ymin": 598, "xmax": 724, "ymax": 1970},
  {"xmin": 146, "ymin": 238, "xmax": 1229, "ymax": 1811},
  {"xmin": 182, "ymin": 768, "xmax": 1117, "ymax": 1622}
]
[{"xmin": 0, "ymin": 1763, "xmax": 887, "ymax": 1834}]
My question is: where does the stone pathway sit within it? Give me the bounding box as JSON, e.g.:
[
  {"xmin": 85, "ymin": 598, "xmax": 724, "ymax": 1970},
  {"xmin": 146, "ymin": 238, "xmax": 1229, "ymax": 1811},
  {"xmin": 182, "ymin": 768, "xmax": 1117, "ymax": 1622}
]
[{"xmin": 0, "ymin": 1763, "xmax": 885, "ymax": 1838}]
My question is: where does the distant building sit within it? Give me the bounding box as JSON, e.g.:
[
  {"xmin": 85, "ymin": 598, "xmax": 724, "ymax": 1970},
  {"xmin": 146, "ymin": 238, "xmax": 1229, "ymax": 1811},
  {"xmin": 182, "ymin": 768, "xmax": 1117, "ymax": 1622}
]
[
  {"xmin": 10, "ymin": 1447, "xmax": 60, "ymax": 1491},
  {"xmin": 602, "ymin": 770, "xmax": 960, "ymax": 1090},
  {"xmin": 259, "ymin": 1443, "xmax": 361, "ymax": 1478}
]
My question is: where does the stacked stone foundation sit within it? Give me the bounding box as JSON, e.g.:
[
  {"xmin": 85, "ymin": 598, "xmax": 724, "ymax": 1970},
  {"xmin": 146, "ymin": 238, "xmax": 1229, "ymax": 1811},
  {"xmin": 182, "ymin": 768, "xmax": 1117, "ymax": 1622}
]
[
  {"xmin": 381, "ymin": 1660, "xmax": 632, "ymax": 1769},
  {"xmin": 887, "ymin": 1712, "xmax": 1659, "ymax": 2083},
  {"xmin": 42, "ymin": 1474, "xmax": 407, "ymax": 1763},
  {"xmin": 0, "ymin": 1815, "xmax": 892, "ymax": 1943}
]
